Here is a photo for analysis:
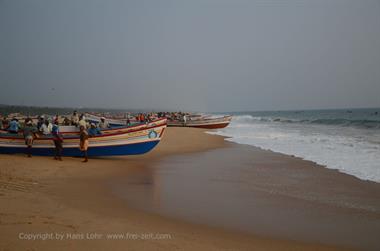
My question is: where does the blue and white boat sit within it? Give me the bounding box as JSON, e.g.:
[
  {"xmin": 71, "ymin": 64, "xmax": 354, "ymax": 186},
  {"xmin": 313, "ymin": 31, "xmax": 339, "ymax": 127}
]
[{"xmin": 0, "ymin": 119, "xmax": 167, "ymax": 157}]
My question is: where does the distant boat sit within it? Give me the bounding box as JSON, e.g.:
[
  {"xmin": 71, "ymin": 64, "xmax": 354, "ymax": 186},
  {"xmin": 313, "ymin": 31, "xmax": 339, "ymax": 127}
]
[
  {"xmin": 0, "ymin": 120, "xmax": 166, "ymax": 157},
  {"xmin": 168, "ymin": 115, "xmax": 232, "ymax": 129}
]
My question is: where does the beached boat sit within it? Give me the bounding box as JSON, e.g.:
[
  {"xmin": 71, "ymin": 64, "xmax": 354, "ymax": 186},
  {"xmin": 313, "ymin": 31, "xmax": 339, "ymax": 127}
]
[
  {"xmin": 58, "ymin": 117, "xmax": 167, "ymax": 135},
  {"xmin": 0, "ymin": 117, "xmax": 167, "ymax": 135},
  {"xmin": 0, "ymin": 120, "xmax": 166, "ymax": 157},
  {"xmin": 85, "ymin": 113, "xmax": 132, "ymax": 126},
  {"xmin": 167, "ymin": 115, "xmax": 232, "ymax": 129}
]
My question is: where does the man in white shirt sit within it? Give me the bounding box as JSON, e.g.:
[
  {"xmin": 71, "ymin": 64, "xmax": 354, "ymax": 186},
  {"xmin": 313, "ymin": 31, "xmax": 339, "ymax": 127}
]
[
  {"xmin": 40, "ymin": 120, "xmax": 52, "ymax": 135},
  {"xmin": 99, "ymin": 117, "xmax": 110, "ymax": 129}
]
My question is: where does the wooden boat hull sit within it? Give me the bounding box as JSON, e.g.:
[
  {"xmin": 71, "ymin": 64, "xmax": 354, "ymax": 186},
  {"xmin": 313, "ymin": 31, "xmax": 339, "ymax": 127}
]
[
  {"xmin": 167, "ymin": 116, "xmax": 232, "ymax": 129},
  {"xmin": 60, "ymin": 118, "xmax": 167, "ymax": 135},
  {"xmin": 0, "ymin": 123, "xmax": 166, "ymax": 157},
  {"xmin": 185, "ymin": 122, "xmax": 230, "ymax": 129},
  {"xmin": 0, "ymin": 140, "xmax": 160, "ymax": 157},
  {"xmin": 85, "ymin": 113, "xmax": 132, "ymax": 126}
]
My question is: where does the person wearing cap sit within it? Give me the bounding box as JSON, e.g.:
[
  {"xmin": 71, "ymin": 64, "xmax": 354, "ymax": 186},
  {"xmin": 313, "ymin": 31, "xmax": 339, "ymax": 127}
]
[
  {"xmin": 23, "ymin": 119, "xmax": 38, "ymax": 157},
  {"xmin": 79, "ymin": 125, "xmax": 89, "ymax": 162},
  {"xmin": 98, "ymin": 117, "xmax": 110, "ymax": 129}
]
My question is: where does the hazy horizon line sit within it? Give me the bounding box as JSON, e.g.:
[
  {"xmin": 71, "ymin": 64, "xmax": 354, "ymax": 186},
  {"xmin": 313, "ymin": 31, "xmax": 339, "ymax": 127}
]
[{"xmin": 1, "ymin": 103, "xmax": 379, "ymax": 114}]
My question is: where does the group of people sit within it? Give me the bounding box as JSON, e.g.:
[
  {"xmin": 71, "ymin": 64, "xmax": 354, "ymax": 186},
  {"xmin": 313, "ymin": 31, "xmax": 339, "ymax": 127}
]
[
  {"xmin": 135, "ymin": 113, "xmax": 155, "ymax": 123},
  {"xmin": 1, "ymin": 116, "xmax": 20, "ymax": 133},
  {"xmin": 22, "ymin": 117, "xmax": 64, "ymax": 160},
  {"xmin": 0, "ymin": 110, "xmax": 191, "ymax": 161},
  {"xmin": 0, "ymin": 111, "xmax": 111, "ymax": 162}
]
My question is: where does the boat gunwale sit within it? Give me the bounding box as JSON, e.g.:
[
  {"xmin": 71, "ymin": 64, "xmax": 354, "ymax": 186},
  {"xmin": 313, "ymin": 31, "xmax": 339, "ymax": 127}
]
[
  {"xmin": 59, "ymin": 117, "xmax": 167, "ymax": 135},
  {"xmin": 0, "ymin": 122, "xmax": 167, "ymax": 141}
]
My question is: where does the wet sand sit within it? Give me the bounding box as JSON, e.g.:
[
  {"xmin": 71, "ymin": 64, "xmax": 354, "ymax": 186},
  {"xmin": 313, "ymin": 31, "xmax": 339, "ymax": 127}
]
[
  {"xmin": 112, "ymin": 144, "xmax": 380, "ymax": 251},
  {"xmin": 0, "ymin": 127, "xmax": 378, "ymax": 250}
]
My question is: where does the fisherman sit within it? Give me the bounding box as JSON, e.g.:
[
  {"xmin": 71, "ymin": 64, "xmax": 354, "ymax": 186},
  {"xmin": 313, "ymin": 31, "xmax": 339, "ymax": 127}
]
[
  {"xmin": 52, "ymin": 121, "xmax": 63, "ymax": 161},
  {"xmin": 0, "ymin": 115, "xmax": 6, "ymax": 130},
  {"xmin": 71, "ymin": 111, "xmax": 79, "ymax": 126},
  {"xmin": 63, "ymin": 117, "xmax": 71, "ymax": 126},
  {"xmin": 53, "ymin": 114, "xmax": 59, "ymax": 125},
  {"xmin": 23, "ymin": 119, "xmax": 38, "ymax": 157},
  {"xmin": 40, "ymin": 120, "xmax": 52, "ymax": 135},
  {"xmin": 36, "ymin": 116, "xmax": 44, "ymax": 130},
  {"xmin": 79, "ymin": 125, "xmax": 89, "ymax": 162},
  {"xmin": 78, "ymin": 114, "xmax": 87, "ymax": 128},
  {"xmin": 98, "ymin": 117, "xmax": 110, "ymax": 129},
  {"xmin": 88, "ymin": 123, "xmax": 101, "ymax": 136},
  {"xmin": 8, "ymin": 118, "xmax": 20, "ymax": 134}
]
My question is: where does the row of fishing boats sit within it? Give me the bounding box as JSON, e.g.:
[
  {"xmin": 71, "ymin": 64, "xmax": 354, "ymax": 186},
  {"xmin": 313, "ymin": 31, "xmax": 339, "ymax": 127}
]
[
  {"xmin": 0, "ymin": 113, "xmax": 232, "ymax": 157},
  {"xmin": 85, "ymin": 113, "xmax": 232, "ymax": 129}
]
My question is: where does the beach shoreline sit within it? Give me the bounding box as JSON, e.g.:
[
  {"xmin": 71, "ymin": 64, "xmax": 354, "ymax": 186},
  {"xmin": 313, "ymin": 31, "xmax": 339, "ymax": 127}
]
[{"xmin": 1, "ymin": 128, "xmax": 378, "ymax": 250}]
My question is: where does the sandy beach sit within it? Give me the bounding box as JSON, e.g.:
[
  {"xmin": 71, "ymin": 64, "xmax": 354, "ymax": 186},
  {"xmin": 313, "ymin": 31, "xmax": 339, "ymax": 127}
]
[
  {"xmin": 2, "ymin": 0, "xmax": 379, "ymax": 250},
  {"xmin": 1, "ymin": 127, "xmax": 379, "ymax": 251}
]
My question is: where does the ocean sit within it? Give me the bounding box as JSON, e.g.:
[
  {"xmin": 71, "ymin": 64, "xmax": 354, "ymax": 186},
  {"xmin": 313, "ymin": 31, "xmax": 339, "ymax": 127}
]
[{"xmin": 209, "ymin": 108, "xmax": 380, "ymax": 183}]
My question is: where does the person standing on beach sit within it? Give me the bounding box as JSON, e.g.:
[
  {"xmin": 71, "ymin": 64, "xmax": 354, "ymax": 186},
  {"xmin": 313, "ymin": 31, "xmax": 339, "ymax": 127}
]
[
  {"xmin": 52, "ymin": 121, "xmax": 63, "ymax": 161},
  {"xmin": 79, "ymin": 125, "xmax": 89, "ymax": 162},
  {"xmin": 183, "ymin": 114, "xmax": 187, "ymax": 126},
  {"xmin": 23, "ymin": 119, "xmax": 38, "ymax": 157}
]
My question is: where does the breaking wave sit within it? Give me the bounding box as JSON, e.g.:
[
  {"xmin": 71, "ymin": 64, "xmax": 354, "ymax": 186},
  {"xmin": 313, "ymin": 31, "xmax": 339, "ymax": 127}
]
[{"xmin": 209, "ymin": 112, "xmax": 380, "ymax": 183}]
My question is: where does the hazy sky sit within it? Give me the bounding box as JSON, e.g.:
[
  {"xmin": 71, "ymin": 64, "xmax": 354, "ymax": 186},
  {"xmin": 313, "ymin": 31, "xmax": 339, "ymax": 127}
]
[{"xmin": 0, "ymin": 0, "xmax": 379, "ymax": 112}]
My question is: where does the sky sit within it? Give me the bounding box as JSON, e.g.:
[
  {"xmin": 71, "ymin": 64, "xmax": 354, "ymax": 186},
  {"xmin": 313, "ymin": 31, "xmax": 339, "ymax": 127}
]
[{"xmin": 0, "ymin": 0, "xmax": 379, "ymax": 112}]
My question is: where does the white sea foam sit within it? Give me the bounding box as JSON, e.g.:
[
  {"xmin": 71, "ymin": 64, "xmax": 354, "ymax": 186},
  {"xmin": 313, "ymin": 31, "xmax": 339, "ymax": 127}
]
[{"xmin": 208, "ymin": 115, "xmax": 380, "ymax": 183}]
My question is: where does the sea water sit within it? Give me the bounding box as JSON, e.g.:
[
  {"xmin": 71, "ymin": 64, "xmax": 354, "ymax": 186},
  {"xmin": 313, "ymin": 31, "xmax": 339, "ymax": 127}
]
[{"xmin": 209, "ymin": 108, "xmax": 380, "ymax": 183}]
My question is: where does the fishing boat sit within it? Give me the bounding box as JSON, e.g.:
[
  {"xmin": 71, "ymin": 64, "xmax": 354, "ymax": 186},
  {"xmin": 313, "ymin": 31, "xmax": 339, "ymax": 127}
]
[
  {"xmin": 0, "ymin": 120, "xmax": 166, "ymax": 157},
  {"xmin": 167, "ymin": 115, "xmax": 232, "ymax": 129},
  {"xmin": 0, "ymin": 116, "xmax": 167, "ymax": 136},
  {"xmin": 85, "ymin": 113, "xmax": 132, "ymax": 126},
  {"xmin": 58, "ymin": 117, "xmax": 167, "ymax": 135}
]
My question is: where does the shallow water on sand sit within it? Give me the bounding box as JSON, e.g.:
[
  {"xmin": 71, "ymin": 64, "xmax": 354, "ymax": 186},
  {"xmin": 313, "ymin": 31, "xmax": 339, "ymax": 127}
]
[{"xmin": 110, "ymin": 145, "xmax": 380, "ymax": 251}]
